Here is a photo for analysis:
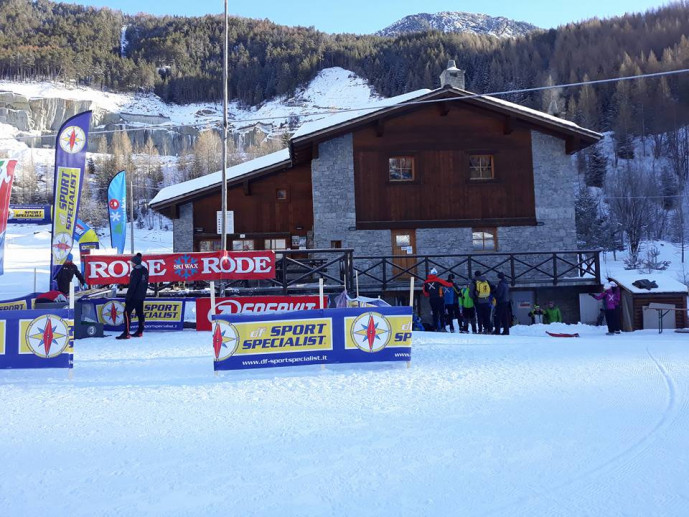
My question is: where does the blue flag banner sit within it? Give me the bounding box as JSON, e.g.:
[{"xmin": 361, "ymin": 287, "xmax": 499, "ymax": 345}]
[
  {"xmin": 107, "ymin": 170, "xmax": 126, "ymax": 254},
  {"xmin": 0, "ymin": 308, "xmax": 74, "ymax": 369},
  {"xmin": 49, "ymin": 111, "xmax": 92, "ymax": 290},
  {"xmin": 212, "ymin": 306, "xmax": 413, "ymax": 371},
  {"xmin": 8, "ymin": 204, "xmax": 52, "ymax": 224},
  {"xmin": 80, "ymin": 297, "xmax": 187, "ymax": 332}
]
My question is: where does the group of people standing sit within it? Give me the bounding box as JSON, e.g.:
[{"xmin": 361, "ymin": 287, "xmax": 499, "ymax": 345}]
[{"xmin": 422, "ymin": 268, "xmax": 512, "ymax": 335}]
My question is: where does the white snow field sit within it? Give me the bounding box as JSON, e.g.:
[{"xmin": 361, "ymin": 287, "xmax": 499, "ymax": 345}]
[{"xmin": 2, "ymin": 226, "xmax": 689, "ymax": 516}]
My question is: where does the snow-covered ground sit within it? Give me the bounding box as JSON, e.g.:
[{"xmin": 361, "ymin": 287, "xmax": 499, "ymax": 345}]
[{"xmin": 2, "ymin": 223, "xmax": 689, "ymax": 515}]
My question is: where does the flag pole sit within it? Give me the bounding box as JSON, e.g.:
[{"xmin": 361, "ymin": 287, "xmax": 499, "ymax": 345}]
[
  {"xmin": 130, "ymin": 179, "xmax": 134, "ymax": 254},
  {"xmin": 220, "ymin": 0, "xmax": 229, "ymax": 251}
]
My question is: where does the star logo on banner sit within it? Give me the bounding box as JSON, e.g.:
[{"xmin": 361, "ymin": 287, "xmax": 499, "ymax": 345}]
[
  {"xmin": 58, "ymin": 125, "xmax": 87, "ymax": 154},
  {"xmin": 100, "ymin": 300, "xmax": 125, "ymax": 326},
  {"xmin": 52, "ymin": 232, "xmax": 73, "ymax": 262},
  {"xmin": 213, "ymin": 320, "xmax": 240, "ymax": 361},
  {"xmin": 351, "ymin": 312, "xmax": 391, "ymax": 353},
  {"xmin": 25, "ymin": 315, "xmax": 70, "ymax": 358},
  {"xmin": 110, "ymin": 210, "xmax": 121, "ymax": 222}
]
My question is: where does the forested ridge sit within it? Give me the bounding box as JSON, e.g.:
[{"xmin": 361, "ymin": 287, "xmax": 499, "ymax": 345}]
[{"xmin": 1, "ymin": 0, "xmax": 689, "ymax": 137}]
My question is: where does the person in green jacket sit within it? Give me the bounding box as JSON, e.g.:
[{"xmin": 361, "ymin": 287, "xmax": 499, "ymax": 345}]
[
  {"xmin": 544, "ymin": 300, "xmax": 562, "ymax": 324},
  {"xmin": 459, "ymin": 284, "xmax": 477, "ymax": 334}
]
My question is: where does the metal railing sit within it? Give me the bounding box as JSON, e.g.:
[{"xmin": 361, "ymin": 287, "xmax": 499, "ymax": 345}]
[
  {"xmin": 155, "ymin": 249, "xmax": 600, "ymax": 297},
  {"xmin": 353, "ymin": 250, "xmax": 601, "ymax": 291}
]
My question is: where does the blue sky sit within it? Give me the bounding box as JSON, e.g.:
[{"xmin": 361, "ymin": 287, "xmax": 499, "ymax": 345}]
[{"xmin": 65, "ymin": 0, "xmax": 669, "ymax": 34}]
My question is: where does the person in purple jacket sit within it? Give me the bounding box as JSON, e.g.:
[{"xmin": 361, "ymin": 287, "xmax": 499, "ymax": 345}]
[{"xmin": 591, "ymin": 281, "xmax": 621, "ymax": 335}]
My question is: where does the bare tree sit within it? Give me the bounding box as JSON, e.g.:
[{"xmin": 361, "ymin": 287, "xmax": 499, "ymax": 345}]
[{"xmin": 605, "ymin": 161, "xmax": 660, "ymax": 258}]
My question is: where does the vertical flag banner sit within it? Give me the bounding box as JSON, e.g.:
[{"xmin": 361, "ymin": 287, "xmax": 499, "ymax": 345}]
[
  {"xmin": 107, "ymin": 170, "xmax": 126, "ymax": 254},
  {"xmin": 0, "ymin": 159, "xmax": 17, "ymax": 276},
  {"xmin": 49, "ymin": 111, "xmax": 92, "ymax": 289}
]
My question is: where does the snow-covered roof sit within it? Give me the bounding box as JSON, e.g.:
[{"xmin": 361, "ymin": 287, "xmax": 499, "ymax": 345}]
[
  {"xmin": 292, "ymin": 86, "xmax": 601, "ymax": 143},
  {"xmin": 610, "ymin": 271, "xmax": 688, "ymax": 295},
  {"xmin": 149, "ymin": 148, "xmax": 290, "ymax": 208},
  {"xmin": 292, "ymin": 89, "xmax": 432, "ymax": 140}
]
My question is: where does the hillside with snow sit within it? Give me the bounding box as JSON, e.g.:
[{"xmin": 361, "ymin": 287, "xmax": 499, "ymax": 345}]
[{"xmin": 0, "ymin": 67, "xmax": 379, "ymax": 153}]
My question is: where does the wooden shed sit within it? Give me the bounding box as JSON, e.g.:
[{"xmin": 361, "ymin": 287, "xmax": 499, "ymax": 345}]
[{"xmin": 610, "ymin": 273, "xmax": 688, "ymax": 331}]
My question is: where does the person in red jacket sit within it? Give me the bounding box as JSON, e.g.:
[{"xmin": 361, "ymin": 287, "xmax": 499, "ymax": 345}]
[{"xmin": 422, "ymin": 268, "xmax": 452, "ymax": 332}]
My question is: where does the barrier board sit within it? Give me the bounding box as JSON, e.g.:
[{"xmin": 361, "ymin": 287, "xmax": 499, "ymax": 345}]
[
  {"xmin": 196, "ymin": 295, "xmax": 325, "ymax": 331},
  {"xmin": 81, "ymin": 297, "xmax": 187, "ymax": 332},
  {"xmin": 0, "ymin": 308, "xmax": 74, "ymax": 369},
  {"xmin": 213, "ymin": 306, "xmax": 412, "ymax": 371}
]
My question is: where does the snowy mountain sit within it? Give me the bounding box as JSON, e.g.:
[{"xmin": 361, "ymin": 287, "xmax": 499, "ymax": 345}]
[{"xmin": 376, "ymin": 11, "xmax": 538, "ymax": 38}]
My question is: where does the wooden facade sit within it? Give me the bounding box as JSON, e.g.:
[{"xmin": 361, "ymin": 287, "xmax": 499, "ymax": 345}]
[
  {"xmin": 622, "ymin": 291, "xmax": 688, "ymax": 331},
  {"xmin": 352, "ymin": 102, "xmax": 536, "ymax": 229},
  {"xmin": 190, "ymin": 164, "xmax": 313, "ymax": 251}
]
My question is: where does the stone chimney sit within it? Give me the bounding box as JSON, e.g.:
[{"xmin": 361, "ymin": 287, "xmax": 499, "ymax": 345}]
[{"xmin": 439, "ymin": 60, "xmax": 465, "ymax": 89}]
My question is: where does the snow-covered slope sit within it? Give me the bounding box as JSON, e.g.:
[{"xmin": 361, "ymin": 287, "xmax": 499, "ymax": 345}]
[
  {"xmin": 0, "ymin": 67, "xmax": 379, "ymax": 146},
  {"xmin": 377, "ymin": 11, "xmax": 538, "ymax": 38}
]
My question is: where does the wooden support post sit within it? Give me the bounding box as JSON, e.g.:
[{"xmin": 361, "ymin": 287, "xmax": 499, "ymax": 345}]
[
  {"xmin": 409, "ymin": 277, "xmax": 414, "ymax": 307},
  {"xmin": 319, "ymin": 278, "xmax": 324, "ymax": 309}
]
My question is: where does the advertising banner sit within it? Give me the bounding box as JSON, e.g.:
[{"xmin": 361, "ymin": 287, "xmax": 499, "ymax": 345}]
[
  {"xmin": 213, "ymin": 306, "xmax": 412, "ymax": 371},
  {"xmin": 7, "ymin": 204, "xmax": 51, "ymax": 224},
  {"xmin": 0, "ymin": 159, "xmax": 17, "ymax": 276},
  {"xmin": 82, "ymin": 297, "xmax": 186, "ymax": 331},
  {"xmin": 0, "ymin": 292, "xmax": 41, "ymax": 311},
  {"xmin": 107, "ymin": 170, "xmax": 127, "ymax": 254},
  {"xmin": 83, "ymin": 250, "xmax": 276, "ymax": 285},
  {"xmin": 0, "ymin": 308, "xmax": 74, "ymax": 369},
  {"xmin": 49, "ymin": 111, "xmax": 92, "ymax": 289},
  {"xmin": 196, "ymin": 295, "xmax": 325, "ymax": 331}
]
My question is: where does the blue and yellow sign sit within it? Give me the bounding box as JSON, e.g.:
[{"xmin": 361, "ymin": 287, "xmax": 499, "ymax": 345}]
[
  {"xmin": 8, "ymin": 204, "xmax": 52, "ymax": 224},
  {"xmin": 85, "ymin": 298, "xmax": 186, "ymax": 331},
  {"xmin": 0, "ymin": 308, "xmax": 73, "ymax": 369},
  {"xmin": 213, "ymin": 306, "xmax": 412, "ymax": 371}
]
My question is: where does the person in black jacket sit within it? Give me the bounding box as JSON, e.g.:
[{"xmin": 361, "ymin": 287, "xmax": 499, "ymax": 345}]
[
  {"xmin": 116, "ymin": 252, "xmax": 149, "ymax": 340},
  {"xmin": 493, "ymin": 272, "xmax": 511, "ymax": 335},
  {"xmin": 55, "ymin": 253, "xmax": 86, "ymax": 295}
]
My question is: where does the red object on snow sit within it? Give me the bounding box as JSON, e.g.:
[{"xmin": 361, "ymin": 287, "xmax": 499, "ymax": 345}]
[{"xmin": 546, "ymin": 331, "xmax": 580, "ymax": 338}]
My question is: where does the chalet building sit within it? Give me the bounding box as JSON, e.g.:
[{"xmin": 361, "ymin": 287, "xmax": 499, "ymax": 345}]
[{"xmin": 150, "ymin": 61, "xmax": 601, "ymax": 268}]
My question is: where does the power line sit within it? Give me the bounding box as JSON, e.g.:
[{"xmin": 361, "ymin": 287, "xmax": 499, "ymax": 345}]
[{"xmin": 5, "ymin": 67, "xmax": 689, "ymax": 143}]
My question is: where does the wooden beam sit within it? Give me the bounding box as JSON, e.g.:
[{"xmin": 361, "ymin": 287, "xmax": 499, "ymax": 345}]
[
  {"xmin": 375, "ymin": 119, "xmax": 385, "ymax": 137},
  {"xmin": 243, "ymin": 179, "xmax": 251, "ymax": 196},
  {"xmin": 503, "ymin": 116, "xmax": 514, "ymax": 135},
  {"xmin": 312, "ymin": 143, "xmax": 319, "ymax": 159}
]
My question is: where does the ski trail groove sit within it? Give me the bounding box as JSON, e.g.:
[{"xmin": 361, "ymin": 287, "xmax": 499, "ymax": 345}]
[{"xmin": 487, "ymin": 345, "xmax": 680, "ymax": 516}]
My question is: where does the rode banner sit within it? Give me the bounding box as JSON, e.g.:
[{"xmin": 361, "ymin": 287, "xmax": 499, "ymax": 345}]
[
  {"xmin": 49, "ymin": 111, "xmax": 92, "ymax": 289},
  {"xmin": 0, "ymin": 308, "xmax": 74, "ymax": 369},
  {"xmin": 82, "ymin": 297, "xmax": 186, "ymax": 332},
  {"xmin": 212, "ymin": 306, "xmax": 412, "ymax": 371},
  {"xmin": 83, "ymin": 251, "xmax": 275, "ymax": 285},
  {"xmin": 196, "ymin": 295, "xmax": 325, "ymax": 331},
  {"xmin": 0, "ymin": 159, "xmax": 17, "ymax": 276}
]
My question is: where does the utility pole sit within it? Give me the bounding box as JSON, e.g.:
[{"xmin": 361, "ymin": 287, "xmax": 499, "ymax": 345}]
[{"xmin": 221, "ymin": 0, "xmax": 229, "ymax": 251}]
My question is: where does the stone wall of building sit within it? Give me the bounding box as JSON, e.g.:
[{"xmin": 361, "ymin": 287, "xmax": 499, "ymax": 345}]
[
  {"xmin": 311, "ymin": 130, "xmax": 578, "ymax": 262},
  {"xmin": 172, "ymin": 202, "xmax": 194, "ymax": 252},
  {"xmin": 498, "ymin": 130, "xmax": 578, "ymax": 252}
]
